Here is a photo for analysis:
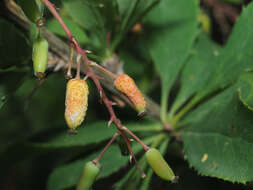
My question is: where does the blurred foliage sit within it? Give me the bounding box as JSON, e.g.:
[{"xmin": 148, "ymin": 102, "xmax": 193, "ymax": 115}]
[{"xmin": 1, "ymin": 0, "xmax": 253, "ymax": 189}]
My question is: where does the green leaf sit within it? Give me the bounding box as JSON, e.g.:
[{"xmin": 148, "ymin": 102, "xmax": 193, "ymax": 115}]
[
  {"xmin": 118, "ymin": 50, "xmax": 144, "ymax": 77},
  {"xmin": 112, "ymin": 0, "xmax": 159, "ymax": 52},
  {"xmin": 197, "ymin": 2, "xmax": 253, "ymax": 99},
  {"xmin": 62, "ymin": 0, "xmax": 116, "ymax": 46},
  {"xmin": 145, "ymin": 0, "xmax": 199, "ymax": 121},
  {"xmin": 126, "ymin": 120, "xmax": 162, "ymax": 132},
  {"xmin": 0, "ymin": 67, "xmax": 30, "ymax": 153},
  {"xmin": 170, "ymin": 33, "xmax": 221, "ymax": 116},
  {"xmin": 182, "ymin": 84, "xmax": 253, "ymax": 183},
  {"xmin": 0, "ymin": 19, "xmax": 31, "ymax": 68},
  {"xmin": 34, "ymin": 120, "xmax": 161, "ymax": 148},
  {"xmin": 47, "ymin": 145, "xmax": 128, "ymax": 190},
  {"xmin": 238, "ymin": 72, "xmax": 253, "ymax": 111},
  {"xmin": 0, "ymin": 67, "xmax": 29, "ymax": 111},
  {"xmin": 62, "ymin": 0, "xmax": 102, "ymax": 30},
  {"xmin": 16, "ymin": 0, "xmax": 43, "ymax": 23},
  {"xmin": 117, "ymin": 0, "xmax": 159, "ymax": 31},
  {"xmin": 46, "ymin": 18, "xmax": 89, "ymax": 45},
  {"xmin": 34, "ymin": 121, "xmax": 116, "ymax": 148}
]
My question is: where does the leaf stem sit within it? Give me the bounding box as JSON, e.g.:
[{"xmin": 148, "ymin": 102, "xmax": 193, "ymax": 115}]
[
  {"xmin": 171, "ymin": 95, "xmax": 199, "ymax": 127},
  {"xmin": 129, "ymin": 125, "xmax": 162, "ymax": 132},
  {"xmin": 150, "ymin": 134, "xmax": 167, "ymax": 148},
  {"xmin": 161, "ymin": 88, "xmax": 169, "ymax": 123}
]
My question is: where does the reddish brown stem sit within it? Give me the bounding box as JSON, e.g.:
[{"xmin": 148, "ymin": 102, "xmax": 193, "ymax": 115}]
[
  {"xmin": 121, "ymin": 133, "xmax": 146, "ymax": 179},
  {"xmin": 41, "ymin": 0, "xmax": 150, "ymax": 152},
  {"xmin": 122, "ymin": 126, "xmax": 149, "ymax": 151},
  {"xmin": 93, "ymin": 132, "xmax": 120, "ymax": 164},
  {"xmin": 42, "ymin": 0, "xmax": 72, "ymax": 39}
]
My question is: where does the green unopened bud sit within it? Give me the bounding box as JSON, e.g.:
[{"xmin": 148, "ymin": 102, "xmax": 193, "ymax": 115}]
[
  {"xmin": 33, "ymin": 37, "xmax": 48, "ymax": 78},
  {"xmin": 32, "ymin": 37, "xmax": 48, "ymax": 78},
  {"xmin": 145, "ymin": 148, "xmax": 178, "ymax": 183},
  {"xmin": 76, "ymin": 161, "xmax": 100, "ymax": 190}
]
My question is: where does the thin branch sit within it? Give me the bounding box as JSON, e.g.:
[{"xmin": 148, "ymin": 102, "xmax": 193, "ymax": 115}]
[
  {"xmin": 121, "ymin": 133, "xmax": 146, "ymax": 179},
  {"xmin": 122, "ymin": 126, "xmax": 149, "ymax": 151},
  {"xmin": 42, "ymin": 0, "xmax": 72, "ymax": 39},
  {"xmin": 41, "ymin": 0, "xmax": 150, "ymax": 151},
  {"xmin": 93, "ymin": 132, "xmax": 120, "ymax": 164}
]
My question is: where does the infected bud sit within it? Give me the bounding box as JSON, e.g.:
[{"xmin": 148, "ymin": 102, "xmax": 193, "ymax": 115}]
[
  {"xmin": 65, "ymin": 78, "xmax": 89, "ymax": 130},
  {"xmin": 114, "ymin": 74, "xmax": 146, "ymax": 114}
]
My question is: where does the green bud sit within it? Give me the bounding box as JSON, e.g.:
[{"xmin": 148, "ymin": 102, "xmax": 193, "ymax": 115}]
[
  {"xmin": 32, "ymin": 37, "xmax": 48, "ymax": 78},
  {"xmin": 145, "ymin": 148, "xmax": 178, "ymax": 183},
  {"xmin": 76, "ymin": 161, "xmax": 100, "ymax": 190}
]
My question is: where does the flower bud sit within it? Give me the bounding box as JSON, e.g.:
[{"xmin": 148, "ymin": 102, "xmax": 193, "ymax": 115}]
[
  {"xmin": 32, "ymin": 37, "xmax": 48, "ymax": 78},
  {"xmin": 65, "ymin": 78, "xmax": 89, "ymax": 130},
  {"xmin": 145, "ymin": 148, "xmax": 177, "ymax": 182},
  {"xmin": 76, "ymin": 161, "xmax": 100, "ymax": 190},
  {"xmin": 114, "ymin": 74, "xmax": 146, "ymax": 114}
]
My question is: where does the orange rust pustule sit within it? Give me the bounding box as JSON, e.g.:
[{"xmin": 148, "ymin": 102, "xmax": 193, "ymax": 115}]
[
  {"xmin": 114, "ymin": 74, "xmax": 146, "ymax": 114},
  {"xmin": 65, "ymin": 78, "xmax": 89, "ymax": 130}
]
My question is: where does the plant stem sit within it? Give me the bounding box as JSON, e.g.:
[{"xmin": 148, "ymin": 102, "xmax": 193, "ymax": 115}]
[
  {"xmin": 41, "ymin": 0, "xmax": 150, "ymax": 154},
  {"xmin": 121, "ymin": 133, "xmax": 146, "ymax": 179},
  {"xmin": 129, "ymin": 125, "xmax": 162, "ymax": 132},
  {"xmin": 171, "ymin": 95, "xmax": 199, "ymax": 127},
  {"xmin": 122, "ymin": 126, "xmax": 149, "ymax": 151},
  {"xmin": 161, "ymin": 88, "xmax": 169, "ymax": 123},
  {"xmin": 93, "ymin": 132, "xmax": 119, "ymax": 164},
  {"xmin": 151, "ymin": 134, "xmax": 167, "ymax": 148},
  {"xmin": 140, "ymin": 168, "xmax": 153, "ymax": 190}
]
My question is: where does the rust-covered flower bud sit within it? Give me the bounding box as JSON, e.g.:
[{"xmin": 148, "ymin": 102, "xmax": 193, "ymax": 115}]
[
  {"xmin": 114, "ymin": 74, "xmax": 146, "ymax": 114},
  {"xmin": 65, "ymin": 78, "xmax": 89, "ymax": 130}
]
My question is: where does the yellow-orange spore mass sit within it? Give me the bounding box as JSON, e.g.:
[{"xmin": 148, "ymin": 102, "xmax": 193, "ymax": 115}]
[
  {"xmin": 65, "ymin": 78, "xmax": 89, "ymax": 130},
  {"xmin": 114, "ymin": 74, "xmax": 146, "ymax": 114}
]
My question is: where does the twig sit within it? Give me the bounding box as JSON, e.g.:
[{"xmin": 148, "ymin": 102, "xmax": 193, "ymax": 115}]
[
  {"xmin": 121, "ymin": 133, "xmax": 146, "ymax": 179},
  {"xmin": 93, "ymin": 132, "xmax": 120, "ymax": 164},
  {"xmin": 122, "ymin": 126, "xmax": 149, "ymax": 151},
  {"xmin": 41, "ymin": 0, "xmax": 150, "ymax": 154}
]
